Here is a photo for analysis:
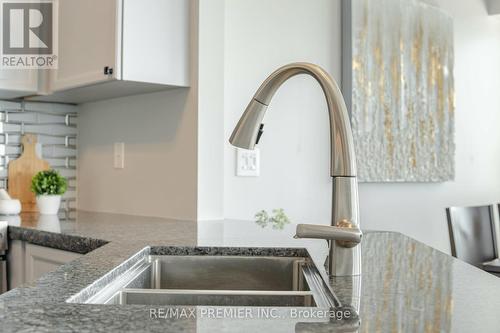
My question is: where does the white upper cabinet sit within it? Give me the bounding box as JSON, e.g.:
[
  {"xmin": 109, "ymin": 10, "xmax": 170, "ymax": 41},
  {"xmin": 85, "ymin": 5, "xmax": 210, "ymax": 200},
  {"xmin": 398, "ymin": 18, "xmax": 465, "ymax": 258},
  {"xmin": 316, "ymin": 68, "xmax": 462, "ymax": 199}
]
[
  {"xmin": 0, "ymin": 69, "xmax": 39, "ymax": 99},
  {"xmin": 31, "ymin": 0, "xmax": 189, "ymax": 103},
  {"xmin": 50, "ymin": 0, "xmax": 119, "ymax": 92},
  {"xmin": 122, "ymin": 0, "xmax": 189, "ymax": 87}
]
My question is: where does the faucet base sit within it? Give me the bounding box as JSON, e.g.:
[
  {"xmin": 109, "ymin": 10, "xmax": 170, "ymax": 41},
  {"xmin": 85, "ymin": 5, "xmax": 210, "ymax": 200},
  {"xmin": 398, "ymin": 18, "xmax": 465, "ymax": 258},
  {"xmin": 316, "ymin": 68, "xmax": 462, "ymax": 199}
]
[
  {"xmin": 329, "ymin": 177, "xmax": 361, "ymax": 277},
  {"xmin": 328, "ymin": 242, "xmax": 362, "ymax": 277}
]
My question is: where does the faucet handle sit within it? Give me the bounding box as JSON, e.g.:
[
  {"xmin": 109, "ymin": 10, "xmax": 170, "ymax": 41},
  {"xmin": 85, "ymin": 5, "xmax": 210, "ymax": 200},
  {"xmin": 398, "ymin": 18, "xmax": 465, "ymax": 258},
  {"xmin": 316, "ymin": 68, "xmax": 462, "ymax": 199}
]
[{"xmin": 295, "ymin": 222, "xmax": 362, "ymax": 248}]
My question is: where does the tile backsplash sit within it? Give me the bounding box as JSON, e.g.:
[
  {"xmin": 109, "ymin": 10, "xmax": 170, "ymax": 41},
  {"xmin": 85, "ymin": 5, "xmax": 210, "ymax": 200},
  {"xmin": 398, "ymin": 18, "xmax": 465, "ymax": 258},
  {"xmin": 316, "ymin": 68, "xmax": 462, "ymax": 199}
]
[{"xmin": 0, "ymin": 100, "xmax": 78, "ymax": 214}]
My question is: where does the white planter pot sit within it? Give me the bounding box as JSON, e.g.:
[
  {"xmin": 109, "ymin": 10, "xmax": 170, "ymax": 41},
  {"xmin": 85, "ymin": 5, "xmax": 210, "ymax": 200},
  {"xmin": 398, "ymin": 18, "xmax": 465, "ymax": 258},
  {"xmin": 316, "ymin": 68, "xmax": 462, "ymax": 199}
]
[
  {"xmin": 37, "ymin": 214, "xmax": 61, "ymax": 232},
  {"xmin": 36, "ymin": 195, "xmax": 61, "ymax": 215}
]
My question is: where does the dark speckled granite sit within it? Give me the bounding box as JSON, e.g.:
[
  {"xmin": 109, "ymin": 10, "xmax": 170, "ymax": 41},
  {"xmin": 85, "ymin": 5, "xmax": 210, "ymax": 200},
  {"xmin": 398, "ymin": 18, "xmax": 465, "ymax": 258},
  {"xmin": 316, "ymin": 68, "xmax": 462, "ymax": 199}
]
[
  {"xmin": 150, "ymin": 246, "xmax": 309, "ymax": 257},
  {"xmin": 8, "ymin": 225, "xmax": 108, "ymax": 254},
  {"xmin": 0, "ymin": 211, "xmax": 499, "ymax": 332}
]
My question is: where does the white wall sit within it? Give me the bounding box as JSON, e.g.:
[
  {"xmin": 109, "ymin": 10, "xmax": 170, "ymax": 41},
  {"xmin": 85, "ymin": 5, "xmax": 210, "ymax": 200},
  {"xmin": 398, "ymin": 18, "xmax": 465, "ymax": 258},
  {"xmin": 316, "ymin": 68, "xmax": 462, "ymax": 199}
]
[
  {"xmin": 78, "ymin": 88, "xmax": 198, "ymax": 220},
  {"xmin": 224, "ymin": 0, "xmax": 500, "ymax": 253},
  {"xmin": 224, "ymin": 0, "xmax": 340, "ymax": 227},
  {"xmin": 197, "ymin": 0, "xmax": 225, "ymax": 220}
]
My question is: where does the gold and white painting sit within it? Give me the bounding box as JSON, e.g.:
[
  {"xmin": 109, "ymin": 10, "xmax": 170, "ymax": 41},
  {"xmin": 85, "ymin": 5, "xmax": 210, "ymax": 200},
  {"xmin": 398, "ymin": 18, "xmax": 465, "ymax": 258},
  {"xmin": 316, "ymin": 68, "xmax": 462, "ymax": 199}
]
[{"xmin": 344, "ymin": 0, "xmax": 455, "ymax": 182}]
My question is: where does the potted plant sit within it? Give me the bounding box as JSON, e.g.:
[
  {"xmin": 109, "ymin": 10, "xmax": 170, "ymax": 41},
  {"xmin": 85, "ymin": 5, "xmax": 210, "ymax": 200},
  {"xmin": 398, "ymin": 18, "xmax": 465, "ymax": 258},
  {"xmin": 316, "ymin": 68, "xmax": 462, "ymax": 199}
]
[{"xmin": 31, "ymin": 170, "xmax": 67, "ymax": 215}]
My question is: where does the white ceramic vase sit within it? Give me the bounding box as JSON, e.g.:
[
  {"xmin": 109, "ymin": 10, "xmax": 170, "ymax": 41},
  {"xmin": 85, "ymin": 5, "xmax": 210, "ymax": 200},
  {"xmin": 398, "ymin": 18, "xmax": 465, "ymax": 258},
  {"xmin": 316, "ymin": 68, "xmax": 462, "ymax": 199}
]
[{"xmin": 36, "ymin": 195, "xmax": 61, "ymax": 215}]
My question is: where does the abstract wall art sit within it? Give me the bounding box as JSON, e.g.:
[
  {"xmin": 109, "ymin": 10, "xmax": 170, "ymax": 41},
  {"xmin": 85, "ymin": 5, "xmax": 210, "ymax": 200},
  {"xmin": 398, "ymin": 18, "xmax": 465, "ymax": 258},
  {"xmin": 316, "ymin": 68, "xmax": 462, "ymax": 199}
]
[{"xmin": 342, "ymin": 0, "xmax": 455, "ymax": 182}]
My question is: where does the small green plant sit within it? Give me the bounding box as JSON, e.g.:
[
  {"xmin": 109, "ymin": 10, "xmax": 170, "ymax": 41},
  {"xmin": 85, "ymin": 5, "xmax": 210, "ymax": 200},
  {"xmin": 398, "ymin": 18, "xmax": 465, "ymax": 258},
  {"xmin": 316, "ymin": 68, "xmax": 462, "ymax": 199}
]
[
  {"xmin": 254, "ymin": 208, "xmax": 291, "ymax": 230},
  {"xmin": 31, "ymin": 170, "xmax": 67, "ymax": 196},
  {"xmin": 270, "ymin": 208, "xmax": 290, "ymax": 230},
  {"xmin": 255, "ymin": 210, "xmax": 269, "ymax": 228}
]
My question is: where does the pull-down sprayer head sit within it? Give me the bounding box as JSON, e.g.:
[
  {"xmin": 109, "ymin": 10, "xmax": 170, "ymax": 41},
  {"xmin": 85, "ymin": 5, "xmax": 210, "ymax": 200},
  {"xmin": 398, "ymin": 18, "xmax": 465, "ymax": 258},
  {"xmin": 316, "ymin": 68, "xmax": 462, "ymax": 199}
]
[{"xmin": 229, "ymin": 99, "xmax": 267, "ymax": 150}]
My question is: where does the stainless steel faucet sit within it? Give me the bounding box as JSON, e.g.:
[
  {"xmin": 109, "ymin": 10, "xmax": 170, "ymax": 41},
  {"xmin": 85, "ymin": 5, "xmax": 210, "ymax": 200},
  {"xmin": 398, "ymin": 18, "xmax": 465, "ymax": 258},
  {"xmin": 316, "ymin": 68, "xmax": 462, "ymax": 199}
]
[{"xmin": 229, "ymin": 62, "xmax": 362, "ymax": 277}]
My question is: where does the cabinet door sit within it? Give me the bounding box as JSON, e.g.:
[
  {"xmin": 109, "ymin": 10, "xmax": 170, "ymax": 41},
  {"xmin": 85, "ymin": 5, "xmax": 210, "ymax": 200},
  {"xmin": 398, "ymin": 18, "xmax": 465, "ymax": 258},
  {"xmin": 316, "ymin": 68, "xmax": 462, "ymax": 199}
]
[
  {"xmin": 51, "ymin": 0, "xmax": 120, "ymax": 91},
  {"xmin": 25, "ymin": 243, "xmax": 81, "ymax": 283},
  {"xmin": 0, "ymin": 69, "xmax": 39, "ymax": 99},
  {"xmin": 122, "ymin": 0, "xmax": 189, "ymax": 86},
  {"xmin": 7, "ymin": 240, "xmax": 25, "ymax": 289}
]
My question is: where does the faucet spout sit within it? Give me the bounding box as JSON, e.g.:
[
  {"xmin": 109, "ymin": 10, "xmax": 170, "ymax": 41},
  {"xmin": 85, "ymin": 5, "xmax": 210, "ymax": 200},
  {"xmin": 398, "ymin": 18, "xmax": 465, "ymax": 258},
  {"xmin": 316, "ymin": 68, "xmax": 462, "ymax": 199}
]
[
  {"xmin": 230, "ymin": 62, "xmax": 356, "ymax": 177},
  {"xmin": 229, "ymin": 62, "xmax": 362, "ymax": 277}
]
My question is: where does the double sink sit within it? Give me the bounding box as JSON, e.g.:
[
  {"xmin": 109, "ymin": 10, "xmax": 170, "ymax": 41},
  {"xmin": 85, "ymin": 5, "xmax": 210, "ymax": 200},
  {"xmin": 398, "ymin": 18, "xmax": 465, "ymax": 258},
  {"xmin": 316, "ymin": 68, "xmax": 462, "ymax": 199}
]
[{"xmin": 68, "ymin": 248, "xmax": 338, "ymax": 309}]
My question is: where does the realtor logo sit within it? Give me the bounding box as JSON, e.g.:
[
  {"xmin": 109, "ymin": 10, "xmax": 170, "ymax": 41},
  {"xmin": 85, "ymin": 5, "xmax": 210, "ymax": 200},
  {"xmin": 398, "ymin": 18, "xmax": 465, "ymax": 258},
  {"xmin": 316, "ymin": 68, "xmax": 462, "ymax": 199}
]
[{"xmin": 0, "ymin": 0, "xmax": 58, "ymax": 68}]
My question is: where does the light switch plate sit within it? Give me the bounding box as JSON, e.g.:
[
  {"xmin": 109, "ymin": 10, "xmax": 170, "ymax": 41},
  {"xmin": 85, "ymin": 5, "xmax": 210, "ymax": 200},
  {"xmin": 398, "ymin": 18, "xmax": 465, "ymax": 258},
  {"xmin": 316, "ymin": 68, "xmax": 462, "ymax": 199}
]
[
  {"xmin": 114, "ymin": 143, "xmax": 125, "ymax": 169},
  {"xmin": 236, "ymin": 148, "xmax": 260, "ymax": 177}
]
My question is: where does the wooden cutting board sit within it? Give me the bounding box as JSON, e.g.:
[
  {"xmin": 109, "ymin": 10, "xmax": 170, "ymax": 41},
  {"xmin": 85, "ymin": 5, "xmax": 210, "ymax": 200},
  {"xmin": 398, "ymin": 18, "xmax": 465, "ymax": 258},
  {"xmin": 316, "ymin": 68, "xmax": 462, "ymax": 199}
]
[{"xmin": 8, "ymin": 134, "xmax": 50, "ymax": 212}]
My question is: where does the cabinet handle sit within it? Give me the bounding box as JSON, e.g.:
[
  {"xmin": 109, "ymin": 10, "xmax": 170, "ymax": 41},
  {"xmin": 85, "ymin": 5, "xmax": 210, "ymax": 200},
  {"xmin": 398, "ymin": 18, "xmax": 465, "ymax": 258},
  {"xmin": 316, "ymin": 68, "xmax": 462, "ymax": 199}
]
[{"xmin": 103, "ymin": 66, "xmax": 114, "ymax": 76}]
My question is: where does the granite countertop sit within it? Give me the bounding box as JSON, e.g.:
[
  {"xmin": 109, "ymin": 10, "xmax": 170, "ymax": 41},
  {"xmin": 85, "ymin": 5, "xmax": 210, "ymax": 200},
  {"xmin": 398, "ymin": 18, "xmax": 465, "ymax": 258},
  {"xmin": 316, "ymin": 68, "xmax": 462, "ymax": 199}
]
[{"xmin": 0, "ymin": 211, "xmax": 499, "ymax": 332}]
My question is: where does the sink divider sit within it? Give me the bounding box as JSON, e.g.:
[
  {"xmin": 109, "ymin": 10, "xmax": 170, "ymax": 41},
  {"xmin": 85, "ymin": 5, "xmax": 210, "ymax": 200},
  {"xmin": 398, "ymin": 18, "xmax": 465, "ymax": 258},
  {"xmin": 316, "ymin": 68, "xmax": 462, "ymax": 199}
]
[
  {"xmin": 151, "ymin": 258, "xmax": 161, "ymax": 289},
  {"xmin": 85, "ymin": 258, "xmax": 152, "ymax": 304}
]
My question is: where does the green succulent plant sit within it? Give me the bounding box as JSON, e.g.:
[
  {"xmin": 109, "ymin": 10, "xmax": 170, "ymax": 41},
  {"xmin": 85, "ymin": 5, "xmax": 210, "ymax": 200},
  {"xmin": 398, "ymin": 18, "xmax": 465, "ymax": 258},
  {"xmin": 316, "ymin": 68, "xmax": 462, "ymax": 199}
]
[{"xmin": 31, "ymin": 170, "xmax": 67, "ymax": 196}]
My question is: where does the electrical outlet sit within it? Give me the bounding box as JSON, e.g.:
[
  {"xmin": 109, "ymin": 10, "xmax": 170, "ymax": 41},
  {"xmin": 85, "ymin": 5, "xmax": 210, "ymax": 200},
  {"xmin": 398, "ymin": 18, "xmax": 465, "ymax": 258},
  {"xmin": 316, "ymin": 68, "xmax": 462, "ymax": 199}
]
[
  {"xmin": 236, "ymin": 148, "xmax": 260, "ymax": 177},
  {"xmin": 114, "ymin": 142, "xmax": 125, "ymax": 169}
]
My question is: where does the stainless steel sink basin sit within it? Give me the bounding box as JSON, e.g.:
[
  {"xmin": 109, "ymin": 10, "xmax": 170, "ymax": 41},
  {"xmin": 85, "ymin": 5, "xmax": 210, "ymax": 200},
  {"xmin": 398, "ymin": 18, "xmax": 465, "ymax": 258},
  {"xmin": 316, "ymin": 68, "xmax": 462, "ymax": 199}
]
[
  {"xmin": 68, "ymin": 249, "xmax": 337, "ymax": 308},
  {"xmin": 106, "ymin": 290, "xmax": 315, "ymax": 307},
  {"xmin": 146, "ymin": 256, "xmax": 302, "ymax": 291}
]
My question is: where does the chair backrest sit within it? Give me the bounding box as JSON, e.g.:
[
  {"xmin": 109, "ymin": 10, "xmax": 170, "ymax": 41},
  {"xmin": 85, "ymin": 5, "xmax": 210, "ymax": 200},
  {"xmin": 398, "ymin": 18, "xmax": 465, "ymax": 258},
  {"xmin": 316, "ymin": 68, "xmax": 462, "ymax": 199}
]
[{"xmin": 446, "ymin": 205, "xmax": 497, "ymax": 266}]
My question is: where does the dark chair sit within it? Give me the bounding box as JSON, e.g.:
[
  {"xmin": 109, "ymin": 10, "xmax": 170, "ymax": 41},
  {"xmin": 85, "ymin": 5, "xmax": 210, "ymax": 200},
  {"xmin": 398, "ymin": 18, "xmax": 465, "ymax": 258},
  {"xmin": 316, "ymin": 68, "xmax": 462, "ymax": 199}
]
[{"xmin": 446, "ymin": 205, "xmax": 500, "ymax": 274}]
